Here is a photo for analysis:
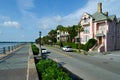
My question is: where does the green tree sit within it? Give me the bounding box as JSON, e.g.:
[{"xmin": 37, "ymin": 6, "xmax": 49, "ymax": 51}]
[
  {"xmin": 56, "ymin": 25, "xmax": 66, "ymax": 31},
  {"xmin": 48, "ymin": 29, "xmax": 57, "ymax": 45},
  {"xmin": 42, "ymin": 35, "xmax": 50, "ymax": 44},
  {"xmin": 76, "ymin": 23, "xmax": 84, "ymax": 52},
  {"xmin": 66, "ymin": 25, "xmax": 78, "ymax": 42}
]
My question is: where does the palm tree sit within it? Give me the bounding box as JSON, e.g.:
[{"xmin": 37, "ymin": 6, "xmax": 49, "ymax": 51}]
[
  {"xmin": 66, "ymin": 25, "xmax": 78, "ymax": 42},
  {"xmin": 76, "ymin": 23, "xmax": 84, "ymax": 52}
]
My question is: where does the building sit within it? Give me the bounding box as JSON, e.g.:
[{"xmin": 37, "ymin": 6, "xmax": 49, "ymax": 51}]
[
  {"xmin": 57, "ymin": 30, "xmax": 69, "ymax": 42},
  {"xmin": 79, "ymin": 3, "xmax": 120, "ymax": 52}
]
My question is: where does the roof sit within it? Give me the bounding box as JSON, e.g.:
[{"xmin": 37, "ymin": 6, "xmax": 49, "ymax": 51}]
[
  {"xmin": 108, "ymin": 15, "xmax": 116, "ymax": 21},
  {"xmin": 92, "ymin": 12, "xmax": 108, "ymax": 22}
]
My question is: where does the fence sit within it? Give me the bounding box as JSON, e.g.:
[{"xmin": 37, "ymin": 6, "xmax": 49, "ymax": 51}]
[{"xmin": 0, "ymin": 43, "xmax": 25, "ymax": 54}]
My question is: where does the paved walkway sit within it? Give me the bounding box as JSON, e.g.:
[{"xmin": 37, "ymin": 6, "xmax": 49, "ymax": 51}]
[{"xmin": 0, "ymin": 44, "xmax": 29, "ymax": 80}]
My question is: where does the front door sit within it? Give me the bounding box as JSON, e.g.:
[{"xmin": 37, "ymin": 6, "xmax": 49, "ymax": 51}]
[{"xmin": 98, "ymin": 37, "xmax": 102, "ymax": 45}]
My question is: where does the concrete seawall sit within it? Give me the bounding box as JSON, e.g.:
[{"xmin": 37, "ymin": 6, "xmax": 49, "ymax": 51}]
[{"xmin": 27, "ymin": 44, "xmax": 39, "ymax": 80}]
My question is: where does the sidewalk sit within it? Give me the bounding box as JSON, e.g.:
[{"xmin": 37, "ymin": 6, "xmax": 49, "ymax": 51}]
[
  {"xmin": 0, "ymin": 44, "xmax": 33, "ymax": 80},
  {"xmin": 90, "ymin": 50, "xmax": 120, "ymax": 62}
]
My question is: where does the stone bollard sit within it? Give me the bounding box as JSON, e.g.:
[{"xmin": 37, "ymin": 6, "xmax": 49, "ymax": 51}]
[
  {"xmin": 8, "ymin": 46, "xmax": 11, "ymax": 52},
  {"xmin": 3, "ymin": 47, "xmax": 6, "ymax": 54}
]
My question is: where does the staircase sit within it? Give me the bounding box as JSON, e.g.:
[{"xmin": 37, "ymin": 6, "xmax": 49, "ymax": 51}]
[
  {"xmin": 89, "ymin": 43, "xmax": 100, "ymax": 52},
  {"xmin": 93, "ymin": 45, "xmax": 100, "ymax": 51}
]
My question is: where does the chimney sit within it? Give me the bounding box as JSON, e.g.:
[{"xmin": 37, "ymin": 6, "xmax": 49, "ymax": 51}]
[
  {"xmin": 98, "ymin": 3, "xmax": 102, "ymax": 13},
  {"xmin": 104, "ymin": 12, "xmax": 108, "ymax": 16}
]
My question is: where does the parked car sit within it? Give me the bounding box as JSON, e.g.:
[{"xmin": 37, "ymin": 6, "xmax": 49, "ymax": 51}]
[
  {"xmin": 62, "ymin": 46, "xmax": 73, "ymax": 52},
  {"xmin": 41, "ymin": 48, "xmax": 47, "ymax": 53}
]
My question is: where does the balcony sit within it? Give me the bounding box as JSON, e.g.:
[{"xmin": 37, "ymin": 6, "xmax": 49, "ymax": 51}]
[{"xmin": 96, "ymin": 30, "xmax": 105, "ymax": 37}]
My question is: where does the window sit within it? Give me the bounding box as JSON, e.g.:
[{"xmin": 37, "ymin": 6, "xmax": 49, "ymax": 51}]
[
  {"xmin": 82, "ymin": 35, "xmax": 89, "ymax": 42},
  {"xmin": 85, "ymin": 35, "xmax": 89, "ymax": 42},
  {"xmin": 57, "ymin": 32, "xmax": 59, "ymax": 35},
  {"xmin": 84, "ymin": 18, "xmax": 89, "ymax": 23},
  {"xmin": 84, "ymin": 26, "xmax": 90, "ymax": 34},
  {"xmin": 57, "ymin": 37, "xmax": 59, "ymax": 40},
  {"xmin": 99, "ymin": 25, "xmax": 105, "ymax": 32}
]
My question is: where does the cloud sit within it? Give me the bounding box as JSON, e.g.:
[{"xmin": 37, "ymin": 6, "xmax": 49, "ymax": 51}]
[
  {"xmin": 37, "ymin": 15, "xmax": 62, "ymax": 30},
  {"xmin": 37, "ymin": 0, "xmax": 120, "ymax": 30},
  {"xmin": 15, "ymin": 0, "xmax": 120, "ymax": 35},
  {"xmin": 3, "ymin": 21, "xmax": 20, "ymax": 29},
  {"xmin": 0, "ymin": 16, "xmax": 10, "ymax": 21},
  {"xmin": 16, "ymin": 0, "xmax": 35, "ymax": 18},
  {"xmin": 16, "ymin": 0, "xmax": 38, "ymax": 29}
]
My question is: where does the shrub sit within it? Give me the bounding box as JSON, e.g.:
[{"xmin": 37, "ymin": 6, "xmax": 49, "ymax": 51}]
[
  {"xmin": 31, "ymin": 44, "xmax": 39, "ymax": 55},
  {"xmin": 57, "ymin": 41, "xmax": 63, "ymax": 47},
  {"xmin": 84, "ymin": 38, "xmax": 97, "ymax": 51},
  {"xmin": 36, "ymin": 59, "xmax": 71, "ymax": 80},
  {"xmin": 79, "ymin": 44, "xmax": 85, "ymax": 50}
]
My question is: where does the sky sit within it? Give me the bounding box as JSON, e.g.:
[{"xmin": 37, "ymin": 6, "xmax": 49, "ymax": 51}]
[{"xmin": 0, "ymin": 0, "xmax": 120, "ymax": 42}]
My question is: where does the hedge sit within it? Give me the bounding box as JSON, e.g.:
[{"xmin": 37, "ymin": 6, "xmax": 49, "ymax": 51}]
[
  {"xmin": 36, "ymin": 59, "xmax": 71, "ymax": 80},
  {"xmin": 31, "ymin": 44, "xmax": 39, "ymax": 55}
]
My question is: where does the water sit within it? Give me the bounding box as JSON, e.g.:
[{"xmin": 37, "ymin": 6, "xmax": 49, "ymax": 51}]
[
  {"xmin": 0, "ymin": 42, "xmax": 23, "ymax": 54},
  {"xmin": 0, "ymin": 42, "xmax": 21, "ymax": 48}
]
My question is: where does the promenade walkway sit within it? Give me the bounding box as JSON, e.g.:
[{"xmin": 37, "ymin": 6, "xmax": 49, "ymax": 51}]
[{"xmin": 0, "ymin": 44, "xmax": 29, "ymax": 80}]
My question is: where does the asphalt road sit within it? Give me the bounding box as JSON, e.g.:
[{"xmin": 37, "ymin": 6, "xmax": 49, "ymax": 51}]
[
  {"xmin": 0, "ymin": 44, "xmax": 29, "ymax": 80},
  {"xmin": 44, "ymin": 46, "xmax": 120, "ymax": 80}
]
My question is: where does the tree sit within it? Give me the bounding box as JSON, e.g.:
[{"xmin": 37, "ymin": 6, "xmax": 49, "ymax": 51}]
[
  {"xmin": 56, "ymin": 25, "xmax": 66, "ymax": 31},
  {"xmin": 76, "ymin": 23, "xmax": 84, "ymax": 52},
  {"xmin": 66, "ymin": 25, "xmax": 78, "ymax": 42},
  {"xmin": 42, "ymin": 35, "xmax": 50, "ymax": 44},
  {"xmin": 48, "ymin": 29, "xmax": 57, "ymax": 45}
]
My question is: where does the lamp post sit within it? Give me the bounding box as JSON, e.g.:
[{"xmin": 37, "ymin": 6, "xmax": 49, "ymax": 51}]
[
  {"xmin": 39, "ymin": 31, "xmax": 42, "ymax": 57},
  {"xmin": 39, "ymin": 31, "xmax": 41, "ymax": 47}
]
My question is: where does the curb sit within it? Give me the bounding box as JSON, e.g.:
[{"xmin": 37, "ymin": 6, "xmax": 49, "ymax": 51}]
[{"xmin": 26, "ymin": 44, "xmax": 39, "ymax": 80}]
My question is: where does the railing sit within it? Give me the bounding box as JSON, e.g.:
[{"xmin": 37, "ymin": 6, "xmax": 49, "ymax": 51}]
[{"xmin": 0, "ymin": 43, "xmax": 25, "ymax": 54}]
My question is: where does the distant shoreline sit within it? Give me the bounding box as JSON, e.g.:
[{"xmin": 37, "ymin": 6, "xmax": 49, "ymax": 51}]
[{"xmin": 0, "ymin": 41, "xmax": 33, "ymax": 43}]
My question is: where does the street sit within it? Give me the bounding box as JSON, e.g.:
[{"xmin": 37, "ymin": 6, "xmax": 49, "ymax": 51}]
[{"xmin": 43, "ymin": 46, "xmax": 120, "ymax": 80}]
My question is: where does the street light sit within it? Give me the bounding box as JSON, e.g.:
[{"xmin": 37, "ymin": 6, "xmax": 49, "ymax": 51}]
[
  {"xmin": 39, "ymin": 31, "xmax": 42, "ymax": 57},
  {"xmin": 39, "ymin": 31, "xmax": 41, "ymax": 47}
]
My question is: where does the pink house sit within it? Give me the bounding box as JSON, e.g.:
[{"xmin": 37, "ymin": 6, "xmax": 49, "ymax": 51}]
[{"xmin": 79, "ymin": 3, "xmax": 120, "ymax": 52}]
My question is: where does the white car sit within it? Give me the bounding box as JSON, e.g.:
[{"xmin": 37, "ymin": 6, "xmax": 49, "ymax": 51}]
[
  {"xmin": 42, "ymin": 48, "xmax": 47, "ymax": 53},
  {"xmin": 62, "ymin": 46, "xmax": 73, "ymax": 52}
]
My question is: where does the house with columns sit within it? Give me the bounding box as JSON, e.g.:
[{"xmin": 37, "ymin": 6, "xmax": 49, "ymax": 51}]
[{"xmin": 79, "ymin": 3, "xmax": 120, "ymax": 52}]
